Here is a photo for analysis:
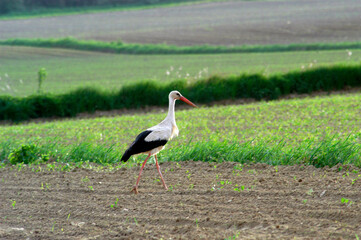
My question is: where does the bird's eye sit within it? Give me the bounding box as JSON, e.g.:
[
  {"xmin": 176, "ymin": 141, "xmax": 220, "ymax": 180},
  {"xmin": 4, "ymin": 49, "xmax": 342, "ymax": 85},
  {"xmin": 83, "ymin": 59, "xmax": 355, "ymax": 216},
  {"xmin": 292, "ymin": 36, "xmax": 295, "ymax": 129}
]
[{"xmin": 176, "ymin": 93, "xmax": 180, "ymax": 96}]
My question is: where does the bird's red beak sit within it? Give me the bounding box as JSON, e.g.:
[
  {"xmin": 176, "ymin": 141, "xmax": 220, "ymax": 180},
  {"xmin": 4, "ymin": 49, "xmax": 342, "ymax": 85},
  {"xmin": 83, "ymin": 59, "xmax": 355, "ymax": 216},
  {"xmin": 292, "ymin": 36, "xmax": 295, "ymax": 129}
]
[{"xmin": 179, "ymin": 96, "xmax": 197, "ymax": 108}]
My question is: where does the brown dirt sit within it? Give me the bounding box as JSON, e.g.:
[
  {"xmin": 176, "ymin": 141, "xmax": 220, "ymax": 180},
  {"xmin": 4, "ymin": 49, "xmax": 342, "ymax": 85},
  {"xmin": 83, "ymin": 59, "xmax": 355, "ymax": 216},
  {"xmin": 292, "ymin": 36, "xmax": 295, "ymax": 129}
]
[
  {"xmin": 1, "ymin": 0, "xmax": 360, "ymax": 45},
  {"xmin": 1, "ymin": 161, "xmax": 360, "ymax": 239}
]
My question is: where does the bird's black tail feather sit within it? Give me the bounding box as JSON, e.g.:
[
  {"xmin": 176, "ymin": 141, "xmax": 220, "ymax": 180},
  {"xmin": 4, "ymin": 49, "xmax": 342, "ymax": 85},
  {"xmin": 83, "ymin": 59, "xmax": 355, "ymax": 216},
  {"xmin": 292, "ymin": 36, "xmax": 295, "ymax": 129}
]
[{"xmin": 121, "ymin": 150, "xmax": 132, "ymax": 162}]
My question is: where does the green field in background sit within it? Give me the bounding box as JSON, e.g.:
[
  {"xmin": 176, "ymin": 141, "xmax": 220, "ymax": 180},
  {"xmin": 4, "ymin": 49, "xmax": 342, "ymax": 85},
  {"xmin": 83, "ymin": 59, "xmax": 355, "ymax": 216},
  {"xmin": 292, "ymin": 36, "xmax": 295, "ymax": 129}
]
[{"xmin": 1, "ymin": 46, "xmax": 359, "ymax": 97}]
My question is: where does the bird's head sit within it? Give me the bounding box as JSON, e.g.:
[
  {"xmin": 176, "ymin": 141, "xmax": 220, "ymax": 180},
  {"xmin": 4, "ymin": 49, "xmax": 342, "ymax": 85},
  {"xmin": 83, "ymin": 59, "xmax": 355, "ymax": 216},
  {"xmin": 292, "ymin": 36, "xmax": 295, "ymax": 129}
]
[{"xmin": 169, "ymin": 90, "xmax": 197, "ymax": 108}]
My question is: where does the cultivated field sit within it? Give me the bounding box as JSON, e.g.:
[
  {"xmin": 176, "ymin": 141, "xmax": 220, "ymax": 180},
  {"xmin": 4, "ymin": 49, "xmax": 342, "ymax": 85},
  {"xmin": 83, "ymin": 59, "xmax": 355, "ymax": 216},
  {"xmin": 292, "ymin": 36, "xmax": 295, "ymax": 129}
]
[
  {"xmin": 1, "ymin": 1, "xmax": 361, "ymax": 239},
  {"xmin": 1, "ymin": 162, "xmax": 360, "ymax": 239},
  {"xmin": 0, "ymin": 0, "xmax": 360, "ymax": 45},
  {"xmin": 1, "ymin": 93, "xmax": 361, "ymax": 166},
  {"xmin": 1, "ymin": 46, "xmax": 360, "ymax": 96}
]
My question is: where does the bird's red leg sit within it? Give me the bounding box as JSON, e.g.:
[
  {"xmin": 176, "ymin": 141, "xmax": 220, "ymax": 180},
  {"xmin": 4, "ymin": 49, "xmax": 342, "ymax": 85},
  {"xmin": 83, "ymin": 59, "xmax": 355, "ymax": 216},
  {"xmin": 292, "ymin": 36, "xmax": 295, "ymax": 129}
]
[
  {"xmin": 155, "ymin": 155, "xmax": 168, "ymax": 190},
  {"xmin": 132, "ymin": 153, "xmax": 151, "ymax": 194}
]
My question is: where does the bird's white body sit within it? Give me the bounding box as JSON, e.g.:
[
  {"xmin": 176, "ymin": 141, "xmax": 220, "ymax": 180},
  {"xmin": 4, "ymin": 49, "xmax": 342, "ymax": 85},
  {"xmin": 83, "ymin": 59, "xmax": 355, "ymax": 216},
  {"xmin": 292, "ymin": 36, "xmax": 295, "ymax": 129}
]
[
  {"xmin": 121, "ymin": 90, "xmax": 196, "ymax": 194},
  {"xmin": 144, "ymin": 94, "xmax": 179, "ymax": 155},
  {"xmin": 145, "ymin": 96, "xmax": 179, "ymax": 142}
]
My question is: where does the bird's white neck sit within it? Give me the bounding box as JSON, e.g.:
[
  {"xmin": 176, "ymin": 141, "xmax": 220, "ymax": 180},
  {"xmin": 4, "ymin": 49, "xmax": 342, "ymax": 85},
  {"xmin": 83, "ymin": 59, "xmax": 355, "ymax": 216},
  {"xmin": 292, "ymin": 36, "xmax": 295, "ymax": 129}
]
[{"xmin": 165, "ymin": 96, "xmax": 176, "ymax": 125}]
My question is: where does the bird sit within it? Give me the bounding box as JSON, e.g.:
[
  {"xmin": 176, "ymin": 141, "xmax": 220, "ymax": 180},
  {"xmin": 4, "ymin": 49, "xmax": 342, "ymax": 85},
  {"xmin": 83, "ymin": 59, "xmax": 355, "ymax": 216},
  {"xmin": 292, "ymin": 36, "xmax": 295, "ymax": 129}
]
[{"xmin": 121, "ymin": 90, "xmax": 197, "ymax": 194}]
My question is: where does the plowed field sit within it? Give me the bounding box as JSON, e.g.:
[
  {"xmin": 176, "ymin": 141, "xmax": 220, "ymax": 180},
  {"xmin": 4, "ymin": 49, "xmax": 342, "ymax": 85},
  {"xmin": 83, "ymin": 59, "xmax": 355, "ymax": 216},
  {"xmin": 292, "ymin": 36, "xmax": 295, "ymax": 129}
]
[
  {"xmin": 1, "ymin": 0, "xmax": 361, "ymax": 45},
  {"xmin": 1, "ymin": 162, "xmax": 360, "ymax": 239}
]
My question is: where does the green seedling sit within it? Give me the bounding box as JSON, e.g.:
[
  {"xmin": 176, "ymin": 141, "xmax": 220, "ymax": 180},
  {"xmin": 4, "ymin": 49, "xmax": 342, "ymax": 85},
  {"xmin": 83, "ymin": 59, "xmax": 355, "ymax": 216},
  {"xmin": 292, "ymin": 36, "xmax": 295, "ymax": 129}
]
[
  {"xmin": 111, "ymin": 198, "xmax": 119, "ymax": 208},
  {"xmin": 306, "ymin": 188, "xmax": 313, "ymax": 196},
  {"xmin": 274, "ymin": 166, "xmax": 278, "ymax": 173},
  {"xmin": 351, "ymin": 175, "xmax": 360, "ymax": 185},
  {"xmin": 168, "ymin": 185, "xmax": 176, "ymax": 192},
  {"xmin": 88, "ymin": 186, "xmax": 94, "ymax": 191},
  {"xmin": 341, "ymin": 198, "xmax": 353, "ymax": 206},
  {"xmin": 189, "ymin": 184, "xmax": 194, "ymax": 190},
  {"xmin": 134, "ymin": 217, "xmax": 138, "ymax": 226},
  {"xmin": 306, "ymin": 188, "xmax": 314, "ymax": 196},
  {"xmin": 195, "ymin": 218, "xmax": 199, "ymax": 228},
  {"xmin": 302, "ymin": 199, "xmax": 308, "ymax": 204},
  {"xmin": 81, "ymin": 176, "xmax": 89, "ymax": 183},
  {"xmin": 67, "ymin": 213, "xmax": 71, "ymax": 221},
  {"xmin": 11, "ymin": 200, "xmax": 16, "ymax": 209},
  {"xmin": 51, "ymin": 221, "xmax": 56, "ymax": 232},
  {"xmin": 41, "ymin": 182, "xmax": 51, "ymax": 191},
  {"xmin": 233, "ymin": 164, "xmax": 243, "ymax": 172}
]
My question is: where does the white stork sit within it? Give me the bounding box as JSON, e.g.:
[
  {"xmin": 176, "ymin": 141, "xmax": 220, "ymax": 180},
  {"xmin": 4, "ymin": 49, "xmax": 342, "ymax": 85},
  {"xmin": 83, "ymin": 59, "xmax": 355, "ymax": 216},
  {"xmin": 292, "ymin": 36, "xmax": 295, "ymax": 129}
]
[{"xmin": 121, "ymin": 90, "xmax": 197, "ymax": 194}]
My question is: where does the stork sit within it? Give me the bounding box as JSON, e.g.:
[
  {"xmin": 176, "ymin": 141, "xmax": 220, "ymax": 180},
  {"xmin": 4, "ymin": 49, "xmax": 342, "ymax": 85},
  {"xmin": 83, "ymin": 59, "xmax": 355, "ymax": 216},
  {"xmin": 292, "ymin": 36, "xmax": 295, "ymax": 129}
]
[{"xmin": 121, "ymin": 90, "xmax": 197, "ymax": 194}]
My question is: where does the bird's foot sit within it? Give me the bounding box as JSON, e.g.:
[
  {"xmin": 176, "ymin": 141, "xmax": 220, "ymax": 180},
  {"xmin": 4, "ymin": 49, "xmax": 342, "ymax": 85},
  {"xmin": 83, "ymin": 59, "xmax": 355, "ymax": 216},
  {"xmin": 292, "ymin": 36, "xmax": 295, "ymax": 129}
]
[
  {"xmin": 131, "ymin": 186, "xmax": 139, "ymax": 194},
  {"xmin": 164, "ymin": 184, "xmax": 168, "ymax": 191}
]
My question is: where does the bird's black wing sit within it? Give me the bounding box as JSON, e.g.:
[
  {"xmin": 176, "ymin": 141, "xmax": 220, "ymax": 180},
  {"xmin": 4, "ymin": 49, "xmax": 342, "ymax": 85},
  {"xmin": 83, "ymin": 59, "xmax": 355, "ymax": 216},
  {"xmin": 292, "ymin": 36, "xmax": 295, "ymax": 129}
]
[{"xmin": 121, "ymin": 130, "xmax": 168, "ymax": 162}]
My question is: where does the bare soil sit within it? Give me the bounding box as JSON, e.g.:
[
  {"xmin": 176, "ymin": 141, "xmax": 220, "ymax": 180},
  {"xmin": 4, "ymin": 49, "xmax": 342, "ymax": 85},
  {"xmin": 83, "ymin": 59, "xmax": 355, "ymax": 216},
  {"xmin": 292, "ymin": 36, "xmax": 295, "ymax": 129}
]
[
  {"xmin": 1, "ymin": 161, "xmax": 360, "ymax": 239},
  {"xmin": 1, "ymin": 0, "xmax": 360, "ymax": 45}
]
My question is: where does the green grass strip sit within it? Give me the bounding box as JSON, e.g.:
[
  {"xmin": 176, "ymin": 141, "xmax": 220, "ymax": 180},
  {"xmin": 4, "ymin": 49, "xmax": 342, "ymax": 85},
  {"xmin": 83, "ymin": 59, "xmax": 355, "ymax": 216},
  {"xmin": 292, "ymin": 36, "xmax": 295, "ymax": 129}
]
[
  {"xmin": 1, "ymin": 37, "xmax": 361, "ymax": 54},
  {"xmin": 2, "ymin": 137, "xmax": 360, "ymax": 168}
]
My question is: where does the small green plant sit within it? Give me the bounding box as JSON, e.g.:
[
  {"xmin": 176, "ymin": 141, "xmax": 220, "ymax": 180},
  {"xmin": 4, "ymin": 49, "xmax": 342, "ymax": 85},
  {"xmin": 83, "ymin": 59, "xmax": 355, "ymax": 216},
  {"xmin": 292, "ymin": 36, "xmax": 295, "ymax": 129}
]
[
  {"xmin": 67, "ymin": 213, "xmax": 71, "ymax": 221},
  {"xmin": 88, "ymin": 186, "xmax": 94, "ymax": 191},
  {"xmin": 355, "ymin": 234, "xmax": 359, "ymax": 240},
  {"xmin": 51, "ymin": 220, "xmax": 56, "ymax": 232},
  {"xmin": 302, "ymin": 199, "xmax": 308, "ymax": 204},
  {"xmin": 168, "ymin": 185, "xmax": 176, "ymax": 192},
  {"xmin": 40, "ymin": 182, "xmax": 50, "ymax": 191},
  {"xmin": 306, "ymin": 188, "xmax": 314, "ymax": 196},
  {"xmin": 11, "ymin": 200, "xmax": 16, "ymax": 209},
  {"xmin": 233, "ymin": 164, "xmax": 243, "ymax": 172},
  {"xmin": 248, "ymin": 169, "xmax": 256, "ymax": 174},
  {"xmin": 195, "ymin": 218, "xmax": 199, "ymax": 228},
  {"xmin": 81, "ymin": 176, "xmax": 89, "ymax": 183},
  {"xmin": 341, "ymin": 197, "xmax": 353, "ymax": 206},
  {"xmin": 351, "ymin": 175, "xmax": 360, "ymax": 185},
  {"xmin": 110, "ymin": 198, "xmax": 119, "ymax": 208},
  {"xmin": 188, "ymin": 184, "xmax": 194, "ymax": 190},
  {"xmin": 38, "ymin": 68, "xmax": 47, "ymax": 93},
  {"xmin": 187, "ymin": 173, "xmax": 191, "ymax": 180},
  {"xmin": 8, "ymin": 144, "xmax": 49, "ymax": 165},
  {"xmin": 133, "ymin": 217, "xmax": 138, "ymax": 226}
]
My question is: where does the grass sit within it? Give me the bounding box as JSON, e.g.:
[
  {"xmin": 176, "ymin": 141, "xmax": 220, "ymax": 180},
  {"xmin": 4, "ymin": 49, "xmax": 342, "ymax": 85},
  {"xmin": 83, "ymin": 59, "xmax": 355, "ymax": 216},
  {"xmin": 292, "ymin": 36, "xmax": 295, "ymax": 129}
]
[
  {"xmin": 2, "ymin": 38, "xmax": 361, "ymax": 55},
  {"xmin": 1, "ymin": 93, "xmax": 361, "ymax": 167},
  {"xmin": 1, "ymin": 45, "xmax": 360, "ymax": 97}
]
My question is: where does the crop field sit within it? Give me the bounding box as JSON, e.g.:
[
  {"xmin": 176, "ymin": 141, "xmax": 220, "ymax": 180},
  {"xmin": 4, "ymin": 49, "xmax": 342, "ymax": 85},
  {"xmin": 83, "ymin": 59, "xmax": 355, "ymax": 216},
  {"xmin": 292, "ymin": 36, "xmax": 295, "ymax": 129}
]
[
  {"xmin": 1, "ymin": 92, "xmax": 361, "ymax": 165},
  {"xmin": 1, "ymin": 0, "xmax": 361, "ymax": 239},
  {"xmin": 1, "ymin": 0, "xmax": 360, "ymax": 45},
  {"xmin": 1, "ymin": 93, "xmax": 361, "ymax": 239},
  {"xmin": 1, "ymin": 46, "xmax": 360, "ymax": 96},
  {"xmin": 2, "ymin": 92, "xmax": 361, "ymax": 240}
]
